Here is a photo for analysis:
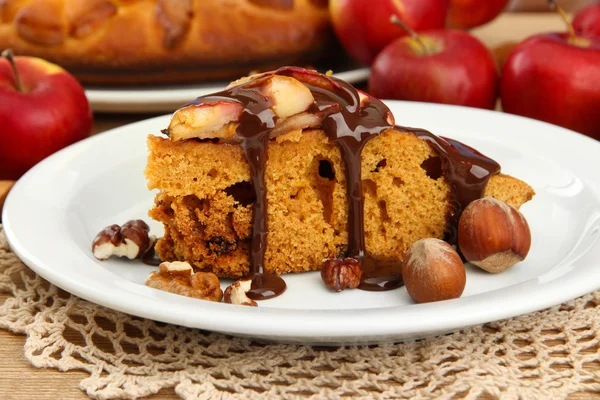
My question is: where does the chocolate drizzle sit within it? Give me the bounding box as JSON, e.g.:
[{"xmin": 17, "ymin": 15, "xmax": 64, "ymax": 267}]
[
  {"xmin": 293, "ymin": 73, "xmax": 400, "ymax": 291},
  {"xmin": 186, "ymin": 67, "xmax": 501, "ymax": 297},
  {"xmin": 142, "ymin": 242, "xmax": 162, "ymax": 266},
  {"xmin": 189, "ymin": 74, "xmax": 287, "ymax": 300},
  {"xmin": 395, "ymin": 127, "xmax": 501, "ymax": 245}
]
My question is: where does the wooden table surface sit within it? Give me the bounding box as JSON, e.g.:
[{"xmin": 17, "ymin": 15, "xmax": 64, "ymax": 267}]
[{"xmin": 1, "ymin": 12, "xmax": 597, "ymax": 400}]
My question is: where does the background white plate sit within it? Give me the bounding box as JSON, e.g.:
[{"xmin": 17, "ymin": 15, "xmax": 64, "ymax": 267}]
[
  {"xmin": 4, "ymin": 102, "xmax": 600, "ymax": 345},
  {"xmin": 85, "ymin": 68, "xmax": 370, "ymax": 114}
]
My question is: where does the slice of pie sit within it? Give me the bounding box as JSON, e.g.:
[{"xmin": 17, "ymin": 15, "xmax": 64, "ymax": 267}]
[{"xmin": 145, "ymin": 67, "xmax": 534, "ymax": 295}]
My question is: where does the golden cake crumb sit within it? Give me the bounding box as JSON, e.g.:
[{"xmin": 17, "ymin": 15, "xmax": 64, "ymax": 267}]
[{"xmin": 146, "ymin": 127, "xmax": 535, "ymax": 278}]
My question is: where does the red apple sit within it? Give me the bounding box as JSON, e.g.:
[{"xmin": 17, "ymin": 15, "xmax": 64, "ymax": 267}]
[
  {"xmin": 573, "ymin": 3, "xmax": 600, "ymax": 37},
  {"xmin": 446, "ymin": 0, "xmax": 510, "ymax": 29},
  {"xmin": 501, "ymin": 28, "xmax": 600, "ymax": 139},
  {"xmin": 0, "ymin": 50, "xmax": 92, "ymax": 180},
  {"xmin": 369, "ymin": 28, "xmax": 498, "ymax": 109},
  {"xmin": 330, "ymin": 0, "xmax": 450, "ymax": 65}
]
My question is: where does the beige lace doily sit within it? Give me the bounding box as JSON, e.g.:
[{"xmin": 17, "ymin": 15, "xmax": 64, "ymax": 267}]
[{"xmin": 1, "ymin": 225, "xmax": 599, "ymax": 399}]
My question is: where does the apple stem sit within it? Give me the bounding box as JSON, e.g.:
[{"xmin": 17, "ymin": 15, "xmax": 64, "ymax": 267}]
[
  {"xmin": 1, "ymin": 49, "xmax": 24, "ymax": 93},
  {"xmin": 390, "ymin": 14, "xmax": 429, "ymax": 55},
  {"xmin": 548, "ymin": 0, "xmax": 576, "ymax": 40}
]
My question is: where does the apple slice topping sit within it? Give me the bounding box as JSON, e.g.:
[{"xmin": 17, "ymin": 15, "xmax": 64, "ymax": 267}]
[
  {"xmin": 166, "ymin": 74, "xmax": 318, "ymax": 142},
  {"xmin": 264, "ymin": 75, "xmax": 315, "ymax": 119},
  {"xmin": 167, "ymin": 101, "xmax": 244, "ymax": 142},
  {"xmin": 164, "ymin": 68, "xmax": 397, "ymax": 143}
]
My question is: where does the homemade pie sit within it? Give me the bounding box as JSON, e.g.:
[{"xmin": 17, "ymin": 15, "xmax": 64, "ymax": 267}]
[{"xmin": 0, "ymin": 0, "xmax": 331, "ymax": 84}]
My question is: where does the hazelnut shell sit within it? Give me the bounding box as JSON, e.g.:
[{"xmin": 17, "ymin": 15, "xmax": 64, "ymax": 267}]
[
  {"xmin": 401, "ymin": 238, "xmax": 466, "ymax": 303},
  {"xmin": 458, "ymin": 197, "xmax": 531, "ymax": 273}
]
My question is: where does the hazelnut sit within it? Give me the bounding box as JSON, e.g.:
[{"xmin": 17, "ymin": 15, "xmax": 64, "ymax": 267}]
[
  {"xmin": 458, "ymin": 197, "xmax": 531, "ymax": 273},
  {"xmin": 401, "ymin": 238, "xmax": 466, "ymax": 303},
  {"xmin": 321, "ymin": 257, "xmax": 362, "ymax": 292}
]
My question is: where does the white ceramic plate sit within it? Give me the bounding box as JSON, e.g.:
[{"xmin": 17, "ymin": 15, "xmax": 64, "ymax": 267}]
[
  {"xmin": 4, "ymin": 102, "xmax": 600, "ymax": 345},
  {"xmin": 84, "ymin": 68, "xmax": 370, "ymax": 114}
]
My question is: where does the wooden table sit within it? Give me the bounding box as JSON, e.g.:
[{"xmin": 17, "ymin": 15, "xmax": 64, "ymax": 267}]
[{"xmin": 1, "ymin": 12, "xmax": 595, "ymax": 399}]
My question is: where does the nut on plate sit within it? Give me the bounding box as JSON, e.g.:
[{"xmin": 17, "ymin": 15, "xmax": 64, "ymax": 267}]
[
  {"xmin": 92, "ymin": 220, "xmax": 155, "ymax": 260},
  {"xmin": 146, "ymin": 261, "xmax": 223, "ymax": 302},
  {"xmin": 321, "ymin": 257, "xmax": 363, "ymax": 292},
  {"xmin": 401, "ymin": 238, "xmax": 466, "ymax": 304},
  {"xmin": 458, "ymin": 196, "xmax": 531, "ymax": 273},
  {"xmin": 224, "ymin": 279, "xmax": 258, "ymax": 306}
]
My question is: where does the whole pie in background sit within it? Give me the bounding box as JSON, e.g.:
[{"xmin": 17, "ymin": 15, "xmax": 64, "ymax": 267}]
[{"xmin": 0, "ymin": 0, "xmax": 332, "ymax": 85}]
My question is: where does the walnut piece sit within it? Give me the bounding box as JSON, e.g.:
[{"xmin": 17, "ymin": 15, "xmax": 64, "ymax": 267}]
[
  {"xmin": 223, "ymin": 279, "xmax": 258, "ymax": 306},
  {"xmin": 146, "ymin": 261, "xmax": 223, "ymax": 302},
  {"xmin": 92, "ymin": 220, "xmax": 154, "ymax": 261},
  {"xmin": 321, "ymin": 257, "xmax": 363, "ymax": 292}
]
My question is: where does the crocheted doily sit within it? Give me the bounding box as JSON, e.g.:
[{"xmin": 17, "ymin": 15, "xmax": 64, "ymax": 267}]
[{"xmin": 1, "ymin": 225, "xmax": 599, "ymax": 399}]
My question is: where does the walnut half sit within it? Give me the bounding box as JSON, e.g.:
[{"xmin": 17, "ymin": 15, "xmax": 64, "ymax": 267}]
[
  {"xmin": 92, "ymin": 220, "xmax": 155, "ymax": 261},
  {"xmin": 146, "ymin": 261, "xmax": 223, "ymax": 302}
]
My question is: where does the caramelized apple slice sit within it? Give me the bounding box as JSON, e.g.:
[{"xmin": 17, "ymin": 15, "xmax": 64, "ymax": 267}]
[
  {"xmin": 282, "ymin": 67, "xmax": 337, "ymax": 93},
  {"xmin": 270, "ymin": 111, "xmax": 324, "ymax": 138},
  {"xmin": 167, "ymin": 75, "xmax": 317, "ymax": 141},
  {"xmin": 166, "ymin": 69, "xmax": 395, "ymax": 143},
  {"xmin": 167, "ymin": 101, "xmax": 243, "ymax": 142},
  {"xmin": 228, "ymin": 74, "xmax": 315, "ymax": 119},
  {"xmin": 263, "ymin": 75, "xmax": 315, "ymax": 119}
]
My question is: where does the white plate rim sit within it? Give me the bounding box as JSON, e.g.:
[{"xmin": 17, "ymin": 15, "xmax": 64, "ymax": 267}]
[
  {"xmin": 84, "ymin": 68, "xmax": 371, "ymax": 113},
  {"xmin": 4, "ymin": 101, "xmax": 600, "ymax": 344}
]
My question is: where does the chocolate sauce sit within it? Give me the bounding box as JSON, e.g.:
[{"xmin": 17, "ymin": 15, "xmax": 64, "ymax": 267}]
[
  {"xmin": 142, "ymin": 242, "xmax": 162, "ymax": 266},
  {"xmin": 395, "ymin": 127, "xmax": 501, "ymax": 244},
  {"xmin": 189, "ymin": 74, "xmax": 289, "ymax": 300},
  {"xmin": 284, "ymin": 71, "xmax": 400, "ymax": 291},
  {"xmin": 187, "ymin": 67, "xmax": 500, "ymax": 296}
]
